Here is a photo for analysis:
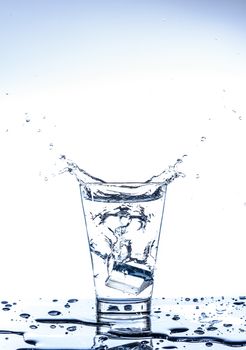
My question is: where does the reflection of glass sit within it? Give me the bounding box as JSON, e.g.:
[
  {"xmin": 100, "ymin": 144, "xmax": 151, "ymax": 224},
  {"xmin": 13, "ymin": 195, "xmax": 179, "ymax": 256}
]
[{"xmin": 80, "ymin": 182, "xmax": 167, "ymax": 315}]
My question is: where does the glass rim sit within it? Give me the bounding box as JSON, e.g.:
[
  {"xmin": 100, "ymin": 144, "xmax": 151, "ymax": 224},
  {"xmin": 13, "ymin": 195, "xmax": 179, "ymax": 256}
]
[{"xmin": 79, "ymin": 181, "xmax": 168, "ymax": 186}]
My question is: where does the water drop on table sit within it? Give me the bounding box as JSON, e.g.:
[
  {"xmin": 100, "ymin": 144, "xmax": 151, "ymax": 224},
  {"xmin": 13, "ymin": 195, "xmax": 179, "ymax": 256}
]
[{"xmin": 48, "ymin": 310, "xmax": 61, "ymax": 316}]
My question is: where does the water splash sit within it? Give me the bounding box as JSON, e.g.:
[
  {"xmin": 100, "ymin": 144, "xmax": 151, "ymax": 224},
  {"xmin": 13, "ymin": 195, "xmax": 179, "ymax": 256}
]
[{"xmin": 59, "ymin": 155, "xmax": 185, "ymax": 186}]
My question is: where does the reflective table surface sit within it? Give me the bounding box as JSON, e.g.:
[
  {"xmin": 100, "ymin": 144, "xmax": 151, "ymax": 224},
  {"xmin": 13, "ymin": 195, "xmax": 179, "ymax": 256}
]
[{"xmin": 0, "ymin": 295, "xmax": 246, "ymax": 349}]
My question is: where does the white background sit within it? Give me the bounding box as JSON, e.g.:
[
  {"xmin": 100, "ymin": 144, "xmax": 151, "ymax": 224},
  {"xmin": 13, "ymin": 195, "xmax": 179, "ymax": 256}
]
[{"xmin": 0, "ymin": 0, "xmax": 246, "ymax": 299}]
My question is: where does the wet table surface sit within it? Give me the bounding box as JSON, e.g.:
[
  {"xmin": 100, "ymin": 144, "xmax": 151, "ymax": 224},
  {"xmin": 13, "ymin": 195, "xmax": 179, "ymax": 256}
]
[{"xmin": 0, "ymin": 296, "xmax": 246, "ymax": 349}]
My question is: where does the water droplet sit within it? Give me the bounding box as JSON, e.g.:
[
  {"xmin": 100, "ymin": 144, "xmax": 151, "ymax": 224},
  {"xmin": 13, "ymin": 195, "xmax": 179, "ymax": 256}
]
[
  {"xmin": 59, "ymin": 154, "xmax": 66, "ymax": 160},
  {"xmin": 49, "ymin": 143, "xmax": 54, "ymax": 150},
  {"xmin": 234, "ymin": 301, "xmax": 245, "ymax": 305},
  {"xmin": 206, "ymin": 342, "xmax": 213, "ymax": 347},
  {"xmin": 170, "ymin": 328, "xmax": 189, "ymax": 334},
  {"xmin": 232, "ymin": 109, "xmax": 237, "ymax": 113},
  {"xmin": 67, "ymin": 326, "xmax": 77, "ymax": 332},
  {"xmin": 25, "ymin": 117, "xmax": 31, "ymax": 123},
  {"xmin": 124, "ymin": 304, "xmax": 132, "ymax": 311},
  {"xmin": 50, "ymin": 324, "xmax": 56, "ymax": 329},
  {"xmin": 195, "ymin": 174, "xmax": 200, "ymax": 179},
  {"xmin": 207, "ymin": 326, "xmax": 218, "ymax": 331},
  {"xmin": 223, "ymin": 323, "xmax": 233, "ymax": 327},
  {"xmin": 67, "ymin": 298, "xmax": 78, "ymax": 303},
  {"xmin": 1, "ymin": 301, "xmax": 8, "ymax": 304},
  {"xmin": 194, "ymin": 329, "xmax": 205, "ymax": 335},
  {"xmin": 20, "ymin": 313, "xmax": 30, "ymax": 319},
  {"xmin": 201, "ymin": 136, "xmax": 206, "ymax": 142},
  {"xmin": 2, "ymin": 307, "xmax": 10, "ymax": 311},
  {"xmin": 239, "ymin": 116, "xmax": 243, "ymax": 120},
  {"xmin": 64, "ymin": 303, "xmax": 70, "ymax": 308},
  {"xmin": 44, "ymin": 177, "xmax": 48, "ymax": 182},
  {"xmin": 30, "ymin": 325, "xmax": 38, "ymax": 329},
  {"xmin": 48, "ymin": 310, "xmax": 61, "ymax": 316},
  {"xmin": 52, "ymin": 299, "xmax": 58, "ymax": 302},
  {"xmin": 172, "ymin": 315, "xmax": 180, "ymax": 321}
]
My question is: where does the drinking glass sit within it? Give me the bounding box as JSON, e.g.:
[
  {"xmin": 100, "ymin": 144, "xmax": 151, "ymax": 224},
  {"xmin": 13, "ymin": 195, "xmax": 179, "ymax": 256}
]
[{"xmin": 80, "ymin": 182, "xmax": 167, "ymax": 315}]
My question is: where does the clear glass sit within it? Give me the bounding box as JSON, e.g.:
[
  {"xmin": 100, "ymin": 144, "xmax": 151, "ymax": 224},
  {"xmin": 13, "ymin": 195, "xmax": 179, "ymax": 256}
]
[{"xmin": 80, "ymin": 182, "xmax": 167, "ymax": 314}]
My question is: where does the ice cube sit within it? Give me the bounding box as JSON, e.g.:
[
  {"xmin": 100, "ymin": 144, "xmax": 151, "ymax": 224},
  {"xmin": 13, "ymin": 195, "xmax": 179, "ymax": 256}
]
[{"xmin": 105, "ymin": 262, "xmax": 153, "ymax": 295}]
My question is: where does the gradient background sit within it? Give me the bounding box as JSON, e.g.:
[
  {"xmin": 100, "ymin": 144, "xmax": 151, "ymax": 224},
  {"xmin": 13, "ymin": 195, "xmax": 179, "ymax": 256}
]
[{"xmin": 0, "ymin": 0, "xmax": 246, "ymax": 299}]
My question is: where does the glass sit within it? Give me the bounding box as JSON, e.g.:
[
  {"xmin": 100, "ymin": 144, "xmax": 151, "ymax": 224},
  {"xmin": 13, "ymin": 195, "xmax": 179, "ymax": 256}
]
[{"xmin": 80, "ymin": 182, "xmax": 167, "ymax": 315}]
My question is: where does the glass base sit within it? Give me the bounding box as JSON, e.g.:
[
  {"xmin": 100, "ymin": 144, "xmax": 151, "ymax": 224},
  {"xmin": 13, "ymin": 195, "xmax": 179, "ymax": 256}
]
[
  {"xmin": 96, "ymin": 297, "xmax": 151, "ymax": 314},
  {"xmin": 96, "ymin": 298, "xmax": 152, "ymax": 334}
]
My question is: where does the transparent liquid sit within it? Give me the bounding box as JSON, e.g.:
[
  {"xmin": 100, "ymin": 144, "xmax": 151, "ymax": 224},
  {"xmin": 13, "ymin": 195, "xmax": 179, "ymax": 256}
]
[
  {"xmin": 1, "ymin": 296, "xmax": 246, "ymax": 349},
  {"xmin": 81, "ymin": 184, "xmax": 166, "ymax": 302},
  {"xmin": 59, "ymin": 157, "xmax": 184, "ymax": 307}
]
